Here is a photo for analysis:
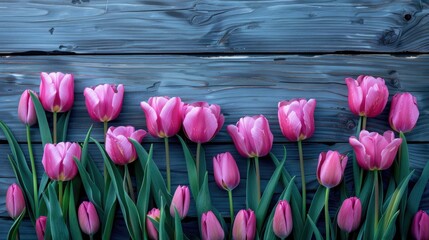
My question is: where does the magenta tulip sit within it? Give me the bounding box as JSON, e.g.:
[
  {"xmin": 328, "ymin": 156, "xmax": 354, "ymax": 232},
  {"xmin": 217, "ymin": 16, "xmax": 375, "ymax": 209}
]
[
  {"xmin": 349, "ymin": 130, "xmax": 402, "ymax": 171},
  {"xmin": 146, "ymin": 208, "xmax": 160, "ymax": 240},
  {"xmin": 412, "ymin": 210, "xmax": 429, "ymax": 240},
  {"xmin": 105, "ymin": 126, "xmax": 146, "ymax": 165},
  {"xmin": 36, "ymin": 216, "xmax": 47, "ymax": 240},
  {"xmin": 213, "ymin": 152, "xmax": 240, "ymax": 191},
  {"xmin": 6, "ymin": 183, "xmax": 25, "ymax": 219},
  {"xmin": 227, "ymin": 115, "xmax": 273, "ymax": 158},
  {"xmin": 170, "ymin": 185, "xmax": 190, "ymax": 219},
  {"xmin": 84, "ymin": 84, "xmax": 124, "ymax": 122},
  {"xmin": 233, "ymin": 209, "xmax": 256, "ymax": 240},
  {"xmin": 337, "ymin": 197, "xmax": 362, "ymax": 233},
  {"xmin": 18, "ymin": 90, "xmax": 38, "ymax": 126},
  {"xmin": 183, "ymin": 102, "xmax": 224, "ymax": 143},
  {"xmin": 389, "ymin": 92, "xmax": 419, "ymax": 133},
  {"xmin": 42, "ymin": 142, "xmax": 82, "ymax": 181},
  {"xmin": 39, "ymin": 72, "xmax": 74, "ymax": 113},
  {"xmin": 78, "ymin": 201, "xmax": 100, "ymax": 235},
  {"xmin": 140, "ymin": 96, "xmax": 184, "ymax": 138},
  {"xmin": 345, "ymin": 75, "xmax": 389, "ymax": 117},
  {"xmin": 201, "ymin": 211, "xmax": 224, "ymax": 240},
  {"xmin": 273, "ymin": 200, "xmax": 293, "ymax": 238},
  {"xmin": 278, "ymin": 98, "xmax": 316, "ymax": 141},
  {"xmin": 316, "ymin": 150, "xmax": 348, "ymax": 188}
]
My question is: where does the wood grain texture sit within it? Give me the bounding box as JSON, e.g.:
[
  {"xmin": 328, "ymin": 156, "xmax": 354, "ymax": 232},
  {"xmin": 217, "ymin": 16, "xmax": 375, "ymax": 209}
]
[{"xmin": 1, "ymin": 0, "xmax": 429, "ymax": 54}]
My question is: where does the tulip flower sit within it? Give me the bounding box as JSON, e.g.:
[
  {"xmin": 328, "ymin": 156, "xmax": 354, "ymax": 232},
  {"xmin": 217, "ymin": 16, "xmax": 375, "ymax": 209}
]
[
  {"xmin": 273, "ymin": 200, "xmax": 293, "ymax": 239},
  {"xmin": 105, "ymin": 126, "xmax": 146, "ymax": 165},
  {"xmin": 6, "ymin": 183, "xmax": 25, "ymax": 219},
  {"xmin": 345, "ymin": 75, "xmax": 389, "ymax": 117},
  {"xmin": 146, "ymin": 208, "xmax": 160, "ymax": 240},
  {"xmin": 316, "ymin": 150, "xmax": 348, "ymax": 188},
  {"xmin": 389, "ymin": 92, "xmax": 419, "ymax": 133},
  {"xmin": 78, "ymin": 201, "xmax": 100, "ymax": 236},
  {"xmin": 170, "ymin": 185, "xmax": 190, "ymax": 219},
  {"xmin": 18, "ymin": 90, "xmax": 38, "ymax": 126},
  {"xmin": 213, "ymin": 152, "xmax": 240, "ymax": 191},
  {"xmin": 84, "ymin": 84, "xmax": 124, "ymax": 123},
  {"xmin": 201, "ymin": 211, "xmax": 224, "ymax": 240},
  {"xmin": 233, "ymin": 209, "xmax": 256, "ymax": 240},
  {"xmin": 337, "ymin": 197, "xmax": 362, "ymax": 233},
  {"xmin": 39, "ymin": 72, "xmax": 74, "ymax": 113},
  {"xmin": 42, "ymin": 142, "xmax": 82, "ymax": 181},
  {"xmin": 36, "ymin": 216, "xmax": 47, "ymax": 240},
  {"xmin": 278, "ymin": 98, "xmax": 316, "ymax": 142},
  {"xmin": 412, "ymin": 210, "xmax": 429, "ymax": 240}
]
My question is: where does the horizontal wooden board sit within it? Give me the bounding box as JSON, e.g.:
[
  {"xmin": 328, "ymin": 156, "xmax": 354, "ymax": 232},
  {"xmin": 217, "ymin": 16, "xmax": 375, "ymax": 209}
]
[{"xmin": 1, "ymin": 1, "xmax": 429, "ymax": 53}]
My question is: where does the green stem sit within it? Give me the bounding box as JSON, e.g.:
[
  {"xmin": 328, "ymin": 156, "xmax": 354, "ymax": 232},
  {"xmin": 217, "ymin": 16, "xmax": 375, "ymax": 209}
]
[
  {"xmin": 255, "ymin": 156, "xmax": 261, "ymax": 202},
  {"xmin": 90, "ymin": 234, "xmax": 94, "ymax": 240},
  {"xmin": 53, "ymin": 112, "xmax": 57, "ymax": 144},
  {"xmin": 361, "ymin": 116, "xmax": 367, "ymax": 130},
  {"xmin": 196, "ymin": 142, "xmax": 201, "ymax": 183},
  {"xmin": 325, "ymin": 187, "xmax": 330, "ymax": 240},
  {"xmin": 125, "ymin": 164, "xmax": 135, "ymax": 202},
  {"xmin": 228, "ymin": 189, "xmax": 234, "ymax": 232},
  {"xmin": 104, "ymin": 121, "xmax": 108, "ymax": 185},
  {"xmin": 298, "ymin": 140, "xmax": 306, "ymax": 219},
  {"xmin": 374, "ymin": 171, "xmax": 379, "ymax": 234},
  {"xmin": 165, "ymin": 137, "xmax": 171, "ymax": 193},
  {"xmin": 58, "ymin": 181, "xmax": 63, "ymax": 206},
  {"xmin": 27, "ymin": 125, "xmax": 39, "ymax": 217}
]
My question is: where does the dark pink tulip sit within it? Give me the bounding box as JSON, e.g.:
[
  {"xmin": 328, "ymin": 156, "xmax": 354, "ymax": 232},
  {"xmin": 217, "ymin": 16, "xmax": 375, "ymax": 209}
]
[
  {"xmin": 337, "ymin": 197, "xmax": 362, "ymax": 233},
  {"xmin": 273, "ymin": 200, "xmax": 293, "ymax": 239},
  {"xmin": 140, "ymin": 96, "xmax": 184, "ymax": 138},
  {"xmin": 42, "ymin": 142, "xmax": 82, "ymax": 181},
  {"xmin": 84, "ymin": 84, "xmax": 124, "ymax": 122},
  {"xmin": 183, "ymin": 102, "xmax": 224, "ymax": 143},
  {"xmin": 316, "ymin": 150, "xmax": 348, "ymax": 188},
  {"xmin": 201, "ymin": 211, "xmax": 224, "ymax": 240},
  {"xmin": 227, "ymin": 115, "xmax": 273, "ymax": 158},
  {"xmin": 40, "ymin": 72, "xmax": 74, "ymax": 113},
  {"xmin": 389, "ymin": 92, "xmax": 419, "ymax": 133},
  {"xmin": 170, "ymin": 185, "xmax": 190, "ymax": 219},
  {"xmin": 278, "ymin": 98, "xmax": 316, "ymax": 141},
  {"xmin": 345, "ymin": 75, "xmax": 389, "ymax": 117},
  {"xmin": 36, "ymin": 216, "xmax": 47, "ymax": 240},
  {"xmin": 349, "ymin": 130, "xmax": 402, "ymax": 171},
  {"xmin": 78, "ymin": 201, "xmax": 100, "ymax": 236},
  {"xmin": 146, "ymin": 208, "xmax": 160, "ymax": 240},
  {"xmin": 6, "ymin": 183, "xmax": 25, "ymax": 219},
  {"xmin": 18, "ymin": 90, "xmax": 38, "ymax": 126},
  {"xmin": 412, "ymin": 210, "xmax": 429, "ymax": 240},
  {"xmin": 105, "ymin": 126, "xmax": 146, "ymax": 165},
  {"xmin": 232, "ymin": 209, "xmax": 256, "ymax": 240},
  {"xmin": 213, "ymin": 152, "xmax": 240, "ymax": 191}
]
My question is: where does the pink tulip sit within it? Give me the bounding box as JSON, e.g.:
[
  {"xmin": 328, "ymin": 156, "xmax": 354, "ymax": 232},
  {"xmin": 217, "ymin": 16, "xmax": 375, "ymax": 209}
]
[
  {"xmin": 140, "ymin": 96, "xmax": 184, "ymax": 138},
  {"xmin": 213, "ymin": 152, "xmax": 240, "ymax": 191},
  {"xmin": 40, "ymin": 72, "xmax": 74, "ymax": 113},
  {"xmin": 36, "ymin": 216, "xmax": 47, "ymax": 240},
  {"xmin": 170, "ymin": 185, "xmax": 190, "ymax": 219},
  {"xmin": 18, "ymin": 90, "xmax": 38, "ymax": 126},
  {"xmin": 233, "ymin": 209, "xmax": 256, "ymax": 240},
  {"xmin": 273, "ymin": 200, "xmax": 293, "ymax": 239},
  {"xmin": 412, "ymin": 210, "xmax": 429, "ymax": 240},
  {"xmin": 105, "ymin": 126, "xmax": 146, "ymax": 165},
  {"xmin": 6, "ymin": 183, "xmax": 25, "ymax": 219},
  {"xmin": 201, "ymin": 211, "xmax": 224, "ymax": 240},
  {"xmin": 389, "ymin": 92, "xmax": 419, "ymax": 133},
  {"xmin": 349, "ymin": 130, "xmax": 402, "ymax": 171},
  {"xmin": 78, "ymin": 201, "xmax": 100, "ymax": 235},
  {"xmin": 278, "ymin": 98, "xmax": 316, "ymax": 141},
  {"xmin": 337, "ymin": 197, "xmax": 362, "ymax": 233},
  {"xmin": 42, "ymin": 142, "xmax": 82, "ymax": 181},
  {"xmin": 227, "ymin": 115, "xmax": 273, "ymax": 158},
  {"xmin": 183, "ymin": 102, "xmax": 224, "ymax": 143},
  {"xmin": 146, "ymin": 208, "xmax": 160, "ymax": 240},
  {"xmin": 84, "ymin": 84, "xmax": 124, "ymax": 122},
  {"xmin": 345, "ymin": 75, "xmax": 389, "ymax": 117},
  {"xmin": 316, "ymin": 150, "xmax": 348, "ymax": 188}
]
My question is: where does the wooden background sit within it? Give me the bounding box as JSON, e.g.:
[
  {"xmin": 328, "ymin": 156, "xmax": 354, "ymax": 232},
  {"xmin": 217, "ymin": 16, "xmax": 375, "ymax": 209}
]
[{"xmin": 1, "ymin": 0, "xmax": 429, "ymax": 238}]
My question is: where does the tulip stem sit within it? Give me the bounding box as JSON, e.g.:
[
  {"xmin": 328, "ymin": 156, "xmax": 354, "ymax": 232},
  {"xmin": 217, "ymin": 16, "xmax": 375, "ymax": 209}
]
[
  {"xmin": 325, "ymin": 187, "xmax": 330, "ymax": 240},
  {"xmin": 59, "ymin": 181, "xmax": 63, "ymax": 207},
  {"xmin": 361, "ymin": 116, "xmax": 367, "ymax": 130},
  {"xmin": 374, "ymin": 171, "xmax": 379, "ymax": 234},
  {"xmin": 53, "ymin": 112, "xmax": 57, "ymax": 144},
  {"xmin": 165, "ymin": 137, "xmax": 171, "ymax": 193},
  {"xmin": 125, "ymin": 164, "xmax": 135, "ymax": 202},
  {"xmin": 255, "ymin": 156, "xmax": 261, "ymax": 202},
  {"xmin": 228, "ymin": 189, "xmax": 234, "ymax": 233},
  {"xmin": 27, "ymin": 125, "xmax": 39, "ymax": 217},
  {"xmin": 103, "ymin": 121, "xmax": 108, "ymax": 186},
  {"xmin": 196, "ymin": 143, "xmax": 201, "ymax": 184},
  {"xmin": 90, "ymin": 235, "xmax": 94, "ymax": 240},
  {"xmin": 298, "ymin": 140, "xmax": 306, "ymax": 219}
]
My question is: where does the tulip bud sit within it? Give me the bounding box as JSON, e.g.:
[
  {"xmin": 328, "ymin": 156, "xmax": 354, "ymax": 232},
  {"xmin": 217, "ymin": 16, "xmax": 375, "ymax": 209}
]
[
  {"xmin": 345, "ymin": 75, "xmax": 389, "ymax": 117},
  {"xmin": 412, "ymin": 210, "xmax": 429, "ymax": 240},
  {"xmin": 140, "ymin": 96, "xmax": 184, "ymax": 138},
  {"xmin": 105, "ymin": 126, "xmax": 146, "ymax": 165},
  {"xmin": 146, "ymin": 208, "xmax": 160, "ymax": 240},
  {"xmin": 78, "ymin": 201, "xmax": 100, "ymax": 235},
  {"xmin": 18, "ymin": 90, "xmax": 38, "ymax": 126},
  {"xmin": 227, "ymin": 115, "xmax": 273, "ymax": 158},
  {"xmin": 213, "ymin": 152, "xmax": 240, "ymax": 191},
  {"xmin": 278, "ymin": 98, "xmax": 316, "ymax": 141},
  {"xmin": 389, "ymin": 92, "xmax": 419, "ymax": 133},
  {"xmin": 36, "ymin": 216, "xmax": 47, "ymax": 240},
  {"xmin": 6, "ymin": 183, "xmax": 25, "ymax": 219},
  {"xmin": 170, "ymin": 185, "xmax": 190, "ymax": 219},
  {"xmin": 40, "ymin": 72, "xmax": 74, "ymax": 113},
  {"xmin": 201, "ymin": 211, "xmax": 224, "ymax": 240},
  {"xmin": 273, "ymin": 200, "xmax": 293, "ymax": 239},
  {"xmin": 42, "ymin": 142, "xmax": 82, "ymax": 181},
  {"xmin": 233, "ymin": 209, "xmax": 256, "ymax": 240},
  {"xmin": 337, "ymin": 197, "xmax": 362, "ymax": 233},
  {"xmin": 84, "ymin": 84, "xmax": 124, "ymax": 122},
  {"xmin": 316, "ymin": 151, "xmax": 348, "ymax": 188},
  {"xmin": 183, "ymin": 102, "xmax": 224, "ymax": 143}
]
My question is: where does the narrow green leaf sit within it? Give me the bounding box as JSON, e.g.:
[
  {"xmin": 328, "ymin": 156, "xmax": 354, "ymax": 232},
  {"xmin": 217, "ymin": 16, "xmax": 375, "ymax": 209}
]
[
  {"xmin": 125, "ymin": 193, "xmax": 142, "ymax": 240},
  {"xmin": 246, "ymin": 159, "xmax": 258, "ymax": 211},
  {"xmin": 159, "ymin": 197, "xmax": 170, "ymax": 240},
  {"xmin": 177, "ymin": 135, "xmax": 199, "ymax": 200},
  {"xmin": 353, "ymin": 116, "xmax": 363, "ymax": 195},
  {"xmin": 29, "ymin": 92, "xmax": 52, "ymax": 145},
  {"xmin": 380, "ymin": 210, "xmax": 400, "ymax": 240},
  {"xmin": 7, "ymin": 208, "xmax": 26, "ymax": 240},
  {"xmin": 196, "ymin": 172, "xmax": 213, "ymax": 216},
  {"xmin": 358, "ymin": 171, "xmax": 374, "ymax": 220},
  {"xmin": 137, "ymin": 160, "xmax": 151, "ymax": 240},
  {"xmin": 301, "ymin": 186, "xmax": 325, "ymax": 240},
  {"xmin": 198, "ymin": 144, "xmax": 207, "ymax": 187},
  {"xmin": 307, "ymin": 215, "xmax": 323, "ymax": 240},
  {"xmin": 38, "ymin": 173, "xmax": 49, "ymax": 198},
  {"xmin": 62, "ymin": 182, "xmax": 71, "ymax": 219},
  {"xmin": 44, "ymin": 183, "xmax": 70, "ymax": 239},
  {"xmin": 75, "ymin": 158, "xmax": 103, "ymax": 214},
  {"xmin": 364, "ymin": 184, "xmax": 376, "ymax": 240},
  {"xmin": 174, "ymin": 208, "xmax": 184, "ymax": 240},
  {"xmin": 102, "ymin": 183, "xmax": 117, "ymax": 240},
  {"xmin": 68, "ymin": 181, "xmax": 83, "ymax": 240}
]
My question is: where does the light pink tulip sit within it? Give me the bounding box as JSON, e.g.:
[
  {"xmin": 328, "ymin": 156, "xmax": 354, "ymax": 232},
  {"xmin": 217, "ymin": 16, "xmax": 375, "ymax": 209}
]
[
  {"xmin": 18, "ymin": 90, "xmax": 38, "ymax": 126},
  {"xmin": 183, "ymin": 102, "xmax": 224, "ymax": 143},
  {"xmin": 105, "ymin": 126, "xmax": 146, "ymax": 165},
  {"xmin": 349, "ymin": 130, "xmax": 402, "ymax": 171},
  {"xmin": 412, "ymin": 210, "xmax": 429, "ymax": 240},
  {"xmin": 42, "ymin": 142, "xmax": 82, "ymax": 181},
  {"xmin": 201, "ymin": 211, "xmax": 224, "ymax": 240},
  {"xmin": 140, "ymin": 96, "xmax": 184, "ymax": 138},
  {"xmin": 36, "ymin": 216, "xmax": 47, "ymax": 240},
  {"xmin": 316, "ymin": 150, "xmax": 348, "ymax": 188},
  {"xmin": 345, "ymin": 75, "xmax": 389, "ymax": 117},
  {"xmin": 337, "ymin": 197, "xmax": 362, "ymax": 233},
  {"xmin": 389, "ymin": 92, "xmax": 419, "ymax": 133},
  {"xmin": 146, "ymin": 208, "xmax": 160, "ymax": 240},
  {"xmin": 78, "ymin": 201, "xmax": 100, "ymax": 235},
  {"xmin": 233, "ymin": 209, "xmax": 256, "ymax": 240},
  {"xmin": 40, "ymin": 72, "xmax": 74, "ymax": 113},
  {"xmin": 227, "ymin": 115, "xmax": 273, "ymax": 158},
  {"xmin": 84, "ymin": 84, "xmax": 124, "ymax": 122},
  {"xmin": 170, "ymin": 185, "xmax": 190, "ymax": 219},
  {"xmin": 213, "ymin": 152, "xmax": 240, "ymax": 191},
  {"xmin": 6, "ymin": 183, "xmax": 25, "ymax": 219},
  {"xmin": 278, "ymin": 98, "xmax": 316, "ymax": 141},
  {"xmin": 273, "ymin": 200, "xmax": 293, "ymax": 239}
]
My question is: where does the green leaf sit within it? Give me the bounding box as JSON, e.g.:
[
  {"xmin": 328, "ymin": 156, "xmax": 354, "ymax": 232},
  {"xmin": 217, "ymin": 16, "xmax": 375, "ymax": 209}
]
[
  {"xmin": 363, "ymin": 183, "xmax": 376, "ymax": 240},
  {"xmin": 246, "ymin": 158, "xmax": 259, "ymax": 211},
  {"xmin": 380, "ymin": 210, "xmax": 400, "ymax": 240},
  {"xmin": 75, "ymin": 158, "xmax": 102, "ymax": 214},
  {"xmin": 38, "ymin": 173, "xmax": 49, "ymax": 198},
  {"xmin": 62, "ymin": 182, "xmax": 71, "ymax": 219},
  {"xmin": 125, "ymin": 193, "xmax": 142, "ymax": 240},
  {"xmin": 174, "ymin": 208, "xmax": 184, "ymax": 240},
  {"xmin": 29, "ymin": 92, "xmax": 52, "ymax": 145},
  {"xmin": 44, "ymin": 183, "xmax": 70, "ymax": 239},
  {"xmin": 353, "ymin": 116, "xmax": 363, "ymax": 195},
  {"xmin": 137, "ymin": 160, "xmax": 151, "ymax": 240},
  {"xmin": 7, "ymin": 208, "xmax": 26, "ymax": 240},
  {"xmin": 198, "ymin": 144, "xmax": 207, "ymax": 187},
  {"xmin": 102, "ymin": 183, "xmax": 117, "ymax": 240},
  {"xmin": 177, "ymin": 135, "xmax": 199, "ymax": 200},
  {"xmin": 358, "ymin": 171, "xmax": 374, "ymax": 220},
  {"xmin": 159, "ymin": 197, "xmax": 170, "ymax": 240},
  {"xmin": 68, "ymin": 181, "xmax": 83, "ymax": 240},
  {"xmin": 301, "ymin": 186, "xmax": 325, "ymax": 240},
  {"xmin": 307, "ymin": 215, "xmax": 323, "ymax": 240},
  {"xmin": 57, "ymin": 111, "xmax": 71, "ymax": 142},
  {"xmin": 396, "ymin": 132, "xmax": 410, "ymax": 183}
]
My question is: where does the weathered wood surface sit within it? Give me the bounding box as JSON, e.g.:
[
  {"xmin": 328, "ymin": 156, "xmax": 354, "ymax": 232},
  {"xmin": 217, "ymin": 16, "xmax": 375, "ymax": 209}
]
[{"xmin": 1, "ymin": 0, "xmax": 429, "ymax": 54}]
